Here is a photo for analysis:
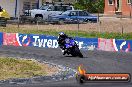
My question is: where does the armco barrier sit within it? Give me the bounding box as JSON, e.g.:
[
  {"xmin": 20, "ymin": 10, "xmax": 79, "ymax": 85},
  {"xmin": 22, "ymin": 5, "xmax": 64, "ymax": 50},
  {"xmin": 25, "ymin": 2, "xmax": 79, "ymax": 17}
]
[
  {"xmin": 2, "ymin": 32, "xmax": 132, "ymax": 52},
  {"xmin": 75, "ymin": 37, "xmax": 98, "ymax": 50},
  {"xmin": 3, "ymin": 33, "xmax": 18, "ymax": 46},
  {"xmin": 98, "ymin": 38, "xmax": 132, "ymax": 52},
  {"xmin": 98, "ymin": 38, "xmax": 115, "ymax": 51},
  {"xmin": 0, "ymin": 32, "xmax": 3, "ymax": 46},
  {"xmin": 2, "ymin": 32, "xmax": 98, "ymax": 50}
]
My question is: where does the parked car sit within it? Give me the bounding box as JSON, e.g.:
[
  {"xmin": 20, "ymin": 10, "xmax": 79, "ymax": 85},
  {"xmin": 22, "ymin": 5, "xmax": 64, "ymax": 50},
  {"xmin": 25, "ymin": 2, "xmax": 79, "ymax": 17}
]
[
  {"xmin": 23, "ymin": 4, "xmax": 74, "ymax": 22},
  {"xmin": 49, "ymin": 10, "xmax": 98, "ymax": 24}
]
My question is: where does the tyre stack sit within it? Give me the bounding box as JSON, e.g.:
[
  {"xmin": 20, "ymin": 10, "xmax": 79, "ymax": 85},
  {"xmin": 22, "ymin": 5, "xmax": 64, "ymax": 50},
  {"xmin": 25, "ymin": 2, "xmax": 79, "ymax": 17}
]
[{"xmin": 0, "ymin": 17, "xmax": 7, "ymax": 27}]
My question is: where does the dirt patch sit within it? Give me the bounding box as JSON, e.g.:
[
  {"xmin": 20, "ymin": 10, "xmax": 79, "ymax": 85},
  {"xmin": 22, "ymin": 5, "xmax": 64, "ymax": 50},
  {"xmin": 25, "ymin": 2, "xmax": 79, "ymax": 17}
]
[{"xmin": 1, "ymin": 17, "xmax": 132, "ymax": 33}]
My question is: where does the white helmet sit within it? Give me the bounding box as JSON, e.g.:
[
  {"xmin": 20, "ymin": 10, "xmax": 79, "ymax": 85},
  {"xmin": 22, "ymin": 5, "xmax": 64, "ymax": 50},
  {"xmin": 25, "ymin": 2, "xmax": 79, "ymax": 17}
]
[{"xmin": 59, "ymin": 32, "xmax": 65, "ymax": 36}]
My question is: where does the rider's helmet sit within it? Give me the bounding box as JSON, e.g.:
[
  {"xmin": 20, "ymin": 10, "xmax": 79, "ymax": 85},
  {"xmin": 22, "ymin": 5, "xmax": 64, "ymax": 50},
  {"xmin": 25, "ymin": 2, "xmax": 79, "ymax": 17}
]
[{"xmin": 59, "ymin": 32, "xmax": 65, "ymax": 38}]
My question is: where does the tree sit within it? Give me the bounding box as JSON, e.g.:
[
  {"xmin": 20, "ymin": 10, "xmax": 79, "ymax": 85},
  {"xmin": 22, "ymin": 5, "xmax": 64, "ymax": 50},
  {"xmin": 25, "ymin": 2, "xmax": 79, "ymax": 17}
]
[
  {"xmin": 74, "ymin": 0, "xmax": 104, "ymax": 13},
  {"xmin": 93, "ymin": 0, "xmax": 104, "ymax": 13}
]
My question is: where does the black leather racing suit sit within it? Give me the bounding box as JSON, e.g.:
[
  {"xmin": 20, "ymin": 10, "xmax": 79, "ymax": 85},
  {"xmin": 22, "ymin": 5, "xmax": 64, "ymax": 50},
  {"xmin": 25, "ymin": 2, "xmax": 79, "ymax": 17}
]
[{"xmin": 57, "ymin": 34, "xmax": 68, "ymax": 50}]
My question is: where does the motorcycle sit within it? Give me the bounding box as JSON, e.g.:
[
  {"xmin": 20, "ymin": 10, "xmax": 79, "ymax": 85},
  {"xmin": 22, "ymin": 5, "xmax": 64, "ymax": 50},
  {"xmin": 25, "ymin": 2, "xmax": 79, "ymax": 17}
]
[{"xmin": 60, "ymin": 38, "xmax": 83, "ymax": 58}]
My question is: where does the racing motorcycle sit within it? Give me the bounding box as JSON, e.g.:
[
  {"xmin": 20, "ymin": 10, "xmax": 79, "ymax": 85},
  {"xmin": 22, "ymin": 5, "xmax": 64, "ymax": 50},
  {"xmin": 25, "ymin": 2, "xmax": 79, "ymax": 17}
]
[{"xmin": 60, "ymin": 38, "xmax": 83, "ymax": 58}]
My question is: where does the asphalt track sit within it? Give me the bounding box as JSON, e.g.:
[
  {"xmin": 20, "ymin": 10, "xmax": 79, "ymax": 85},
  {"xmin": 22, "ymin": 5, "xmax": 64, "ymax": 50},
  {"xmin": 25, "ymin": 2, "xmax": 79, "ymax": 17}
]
[{"xmin": 0, "ymin": 46, "xmax": 132, "ymax": 87}]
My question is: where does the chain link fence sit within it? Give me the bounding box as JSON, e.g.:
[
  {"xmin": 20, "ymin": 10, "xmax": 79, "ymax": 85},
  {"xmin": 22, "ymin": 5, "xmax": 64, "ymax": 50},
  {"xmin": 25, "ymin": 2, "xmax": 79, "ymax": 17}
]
[{"xmin": 1, "ymin": 13, "xmax": 132, "ymax": 38}]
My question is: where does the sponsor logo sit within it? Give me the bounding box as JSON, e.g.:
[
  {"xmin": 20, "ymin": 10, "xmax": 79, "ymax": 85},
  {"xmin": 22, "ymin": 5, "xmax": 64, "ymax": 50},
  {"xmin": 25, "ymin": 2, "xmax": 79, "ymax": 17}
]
[
  {"xmin": 32, "ymin": 36, "xmax": 84, "ymax": 49},
  {"xmin": 113, "ymin": 39, "xmax": 131, "ymax": 52},
  {"xmin": 32, "ymin": 36, "xmax": 58, "ymax": 48},
  {"xmin": 76, "ymin": 65, "xmax": 131, "ymax": 83},
  {"xmin": 16, "ymin": 33, "xmax": 31, "ymax": 46},
  {"xmin": 87, "ymin": 45, "xmax": 96, "ymax": 50}
]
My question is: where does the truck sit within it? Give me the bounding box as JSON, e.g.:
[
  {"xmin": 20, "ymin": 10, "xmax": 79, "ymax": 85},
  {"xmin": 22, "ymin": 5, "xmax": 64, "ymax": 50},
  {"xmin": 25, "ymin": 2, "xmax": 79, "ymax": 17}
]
[{"xmin": 20, "ymin": 3, "xmax": 74, "ymax": 23}]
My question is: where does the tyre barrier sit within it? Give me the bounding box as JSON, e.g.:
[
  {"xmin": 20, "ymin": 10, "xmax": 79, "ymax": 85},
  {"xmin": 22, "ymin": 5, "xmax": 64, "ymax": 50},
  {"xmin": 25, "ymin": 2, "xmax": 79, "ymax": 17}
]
[{"xmin": 0, "ymin": 17, "xmax": 7, "ymax": 27}]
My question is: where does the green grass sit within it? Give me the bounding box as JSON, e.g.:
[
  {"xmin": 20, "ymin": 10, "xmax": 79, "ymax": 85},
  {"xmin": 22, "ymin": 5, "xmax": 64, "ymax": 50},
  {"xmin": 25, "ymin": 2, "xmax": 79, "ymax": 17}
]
[
  {"xmin": 0, "ymin": 57, "xmax": 58, "ymax": 80},
  {"xmin": 0, "ymin": 27, "xmax": 132, "ymax": 39}
]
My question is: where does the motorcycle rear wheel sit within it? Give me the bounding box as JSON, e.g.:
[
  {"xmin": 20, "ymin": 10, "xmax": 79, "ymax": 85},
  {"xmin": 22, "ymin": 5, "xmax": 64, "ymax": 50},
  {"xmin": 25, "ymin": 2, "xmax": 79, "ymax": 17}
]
[{"xmin": 71, "ymin": 47, "xmax": 83, "ymax": 58}]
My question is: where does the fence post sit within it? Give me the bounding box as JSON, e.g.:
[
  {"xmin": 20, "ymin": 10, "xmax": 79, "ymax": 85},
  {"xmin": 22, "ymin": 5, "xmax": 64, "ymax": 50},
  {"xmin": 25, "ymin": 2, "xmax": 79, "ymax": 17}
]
[
  {"xmin": 76, "ymin": 10, "xmax": 79, "ymax": 37},
  {"xmin": 17, "ymin": 11, "xmax": 20, "ymax": 28}
]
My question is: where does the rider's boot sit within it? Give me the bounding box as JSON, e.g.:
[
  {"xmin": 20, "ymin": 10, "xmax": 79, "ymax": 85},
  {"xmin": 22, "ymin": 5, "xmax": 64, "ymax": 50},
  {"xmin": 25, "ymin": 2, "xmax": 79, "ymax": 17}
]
[{"xmin": 63, "ymin": 49, "xmax": 67, "ymax": 55}]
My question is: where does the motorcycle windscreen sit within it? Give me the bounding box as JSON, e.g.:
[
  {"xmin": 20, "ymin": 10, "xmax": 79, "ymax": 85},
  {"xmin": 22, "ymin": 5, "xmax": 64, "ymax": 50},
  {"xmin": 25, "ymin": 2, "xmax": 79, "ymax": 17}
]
[{"xmin": 65, "ymin": 38, "xmax": 70, "ymax": 43}]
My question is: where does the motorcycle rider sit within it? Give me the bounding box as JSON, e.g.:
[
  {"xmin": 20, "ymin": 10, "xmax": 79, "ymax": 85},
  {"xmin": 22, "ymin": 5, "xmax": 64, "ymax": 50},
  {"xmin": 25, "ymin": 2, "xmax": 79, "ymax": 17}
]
[{"xmin": 57, "ymin": 32, "xmax": 71, "ymax": 55}]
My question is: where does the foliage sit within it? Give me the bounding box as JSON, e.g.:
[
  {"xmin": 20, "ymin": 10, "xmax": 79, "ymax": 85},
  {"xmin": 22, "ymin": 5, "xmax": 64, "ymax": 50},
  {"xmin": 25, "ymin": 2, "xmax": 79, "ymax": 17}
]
[
  {"xmin": 74, "ymin": 0, "xmax": 104, "ymax": 13},
  {"xmin": 93, "ymin": 0, "xmax": 105, "ymax": 13}
]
